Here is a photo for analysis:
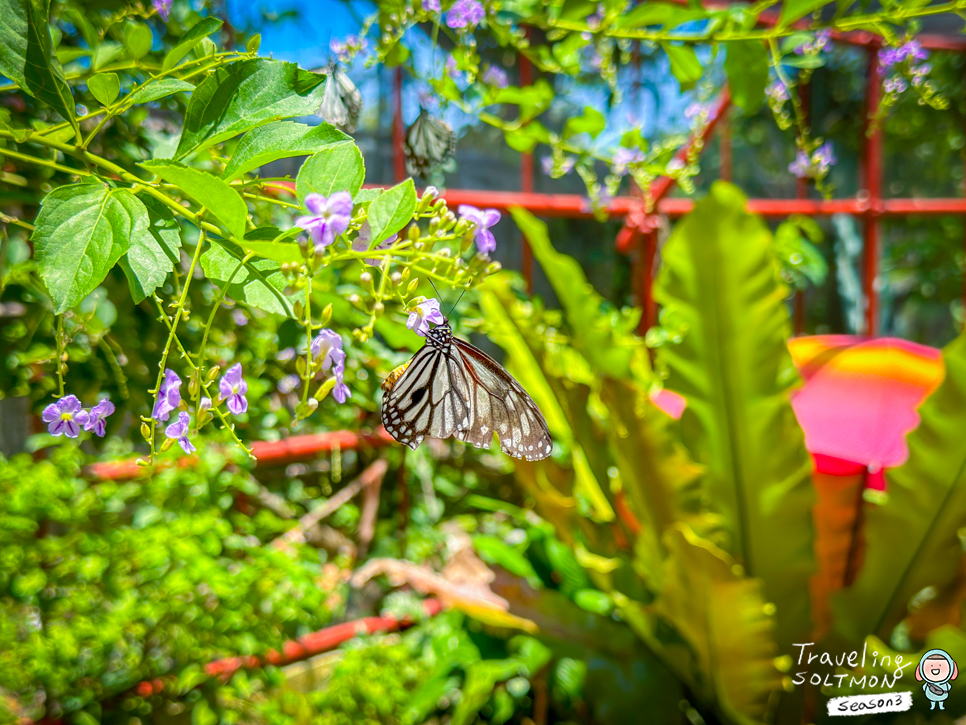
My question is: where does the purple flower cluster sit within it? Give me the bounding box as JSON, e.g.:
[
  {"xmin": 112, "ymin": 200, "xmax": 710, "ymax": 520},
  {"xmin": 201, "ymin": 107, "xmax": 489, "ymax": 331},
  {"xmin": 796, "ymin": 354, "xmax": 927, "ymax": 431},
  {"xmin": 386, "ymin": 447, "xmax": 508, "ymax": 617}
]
[
  {"xmin": 43, "ymin": 395, "xmax": 115, "ymax": 438},
  {"xmin": 296, "ymin": 192, "xmax": 353, "ymax": 254},
  {"xmin": 153, "ymin": 0, "xmax": 172, "ymax": 21},
  {"xmin": 165, "ymin": 411, "xmax": 195, "ymax": 454},
  {"xmin": 446, "ymin": 0, "xmax": 485, "ymax": 29},
  {"xmin": 789, "ymin": 142, "xmax": 836, "ymax": 180},
  {"xmin": 612, "ymin": 147, "xmax": 644, "ymax": 176},
  {"xmin": 541, "ymin": 155, "xmax": 575, "ymax": 177},
  {"xmin": 408, "ymin": 299, "xmax": 445, "ymax": 337},
  {"xmin": 330, "ymin": 35, "xmax": 368, "ymax": 64},
  {"xmin": 352, "ymin": 221, "xmax": 398, "ymax": 265},
  {"xmin": 458, "ymin": 204, "xmax": 500, "ymax": 254},
  {"xmin": 445, "ymin": 56, "xmax": 465, "ymax": 82},
  {"xmin": 311, "ymin": 329, "xmax": 351, "ymax": 403},
  {"xmin": 766, "ymin": 80, "xmax": 790, "ymax": 105},
  {"xmin": 795, "ymin": 29, "xmax": 832, "ymax": 55},
  {"xmin": 152, "ymin": 368, "xmax": 182, "ymax": 422},
  {"xmin": 482, "ymin": 65, "xmax": 509, "ymax": 89},
  {"xmin": 424, "ymin": 0, "xmax": 441, "ymax": 10},
  {"xmin": 879, "ymin": 40, "xmax": 929, "ymax": 68}
]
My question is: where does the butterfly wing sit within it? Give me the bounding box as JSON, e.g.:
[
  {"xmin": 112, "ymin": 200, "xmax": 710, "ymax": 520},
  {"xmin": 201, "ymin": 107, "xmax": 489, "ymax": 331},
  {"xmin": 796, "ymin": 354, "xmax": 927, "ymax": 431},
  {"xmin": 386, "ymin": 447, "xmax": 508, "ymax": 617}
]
[
  {"xmin": 381, "ymin": 345, "xmax": 471, "ymax": 450},
  {"xmin": 405, "ymin": 110, "xmax": 457, "ymax": 177},
  {"xmin": 452, "ymin": 338, "xmax": 553, "ymax": 462},
  {"xmin": 319, "ymin": 66, "xmax": 362, "ymax": 133}
]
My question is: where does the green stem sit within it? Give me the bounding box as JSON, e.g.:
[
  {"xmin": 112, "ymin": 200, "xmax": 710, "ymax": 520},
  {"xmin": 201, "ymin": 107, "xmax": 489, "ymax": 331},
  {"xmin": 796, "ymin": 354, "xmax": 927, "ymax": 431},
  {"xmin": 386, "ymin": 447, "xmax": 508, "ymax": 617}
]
[
  {"xmin": 55, "ymin": 314, "xmax": 65, "ymax": 397},
  {"xmin": 195, "ymin": 252, "xmax": 254, "ymax": 377},
  {"xmin": 148, "ymin": 228, "xmax": 206, "ymax": 461},
  {"xmin": 0, "ymin": 147, "xmax": 91, "ymax": 176}
]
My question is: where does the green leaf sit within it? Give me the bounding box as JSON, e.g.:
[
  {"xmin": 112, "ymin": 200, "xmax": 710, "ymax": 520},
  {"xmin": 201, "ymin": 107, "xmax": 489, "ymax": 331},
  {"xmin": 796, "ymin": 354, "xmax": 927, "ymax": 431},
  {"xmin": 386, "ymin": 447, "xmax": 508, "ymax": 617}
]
[
  {"xmin": 125, "ymin": 78, "xmax": 195, "ymax": 105},
  {"xmin": 88, "ymin": 72, "xmax": 119, "ymax": 106},
  {"xmin": 0, "ymin": 0, "xmax": 76, "ymax": 126},
  {"xmin": 509, "ymin": 207, "xmax": 646, "ymax": 380},
  {"xmin": 503, "ymin": 121, "xmax": 551, "ymax": 153},
  {"xmin": 140, "ymin": 160, "xmax": 248, "ymax": 240},
  {"xmin": 778, "ymin": 0, "xmax": 827, "ymax": 25},
  {"xmin": 832, "ymin": 332, "xmax": 966, "ymax": 645},
  {"xmin": 654, "ymin": 524, "xmax": 783, "ymax": 723},
  {"xmin": 161, "ymin": 16, "xmax": 222, "ymax": 72},
  {"xmin": 242, "ymin": 241, "xmax": 301, "ymax": 265},
  {"xmin": 366, "ymin": 179, "xmax": 416, "ymax": 248},
  {"xmin": 174, "ymin": 59, "xmax": 327, "ymax": 160},
  {"xmin": 653, "ymin": 181, "xmax": 815, "ymax": 650},
  {"xmin": 222, "ymin": 121, "xmax": 350, "ymax": 182},
  {"xmin": 473, "ymin": 535, "xmax": 540, "ymax": 586},
  {"xmin": 661, "ymin": 43, "xmax": 702, "ymax": 91},
  {"xmin": 295, "ymin": 142, "xmax": 365, "ymax": 202},
  {"xmin": 616, "ymin": 1, "xmax": 705, "ymax": 28},
  {"xmin": 492, "ymin": 79, "xmax": 554, "ymax": 123},
  {"xmin": 573, "ymin": 589, "xmax": 613, "ymax": 615},
  {"xmin": 201, "ymin": 240, "xmax": 294, "ymax": 316},
  {"xmin": 123, "ymin": 22, "xmax": 153, "ymax": 59},
  {"xmin": 723, "ymin": 41, "xmax": 768, "ymax": 114},
  {"xmin": 31, "ymin": 183, "xmax": 143, "ymax": 313},
  {"xmin": 563, "ymin": 106, "xmax": 605, "ymax": 139},
  {"xmin": 119, "ymin": 195, "xmax": 183, "ymax": 303},
  {"xmin": 92, "ymin": 41, "xmax": 123, "ymax": 70}
]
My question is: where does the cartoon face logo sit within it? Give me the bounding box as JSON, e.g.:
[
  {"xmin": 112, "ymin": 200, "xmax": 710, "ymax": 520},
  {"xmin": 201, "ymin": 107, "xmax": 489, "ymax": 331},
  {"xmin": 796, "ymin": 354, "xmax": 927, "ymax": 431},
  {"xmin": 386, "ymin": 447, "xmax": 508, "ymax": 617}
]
[{"xmin": 916, "ymin": 649, "xmax": 958, "ymax": 710}]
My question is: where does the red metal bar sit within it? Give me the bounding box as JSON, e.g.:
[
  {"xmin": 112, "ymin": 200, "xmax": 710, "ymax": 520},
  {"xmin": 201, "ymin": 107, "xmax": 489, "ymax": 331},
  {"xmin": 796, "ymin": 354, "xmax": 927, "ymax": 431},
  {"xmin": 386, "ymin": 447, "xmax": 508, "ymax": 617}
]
[
  {"xmin": 519, "ymin": 39, "xmax": 535, "ymax": 294},
  {"xmin": 393, "ymin": 67, "xmax": 406, "ymax": 183},
  {"xmin": 863, "ymin": 43, "xmax": 884, "ymax": 336},
  {"xmin": 203, "ymin": 599, "xmax": 443, "ymax": 680},
  {"xmin": 86, "ymin": 429, "xmax": 394, "ymax": 481}
]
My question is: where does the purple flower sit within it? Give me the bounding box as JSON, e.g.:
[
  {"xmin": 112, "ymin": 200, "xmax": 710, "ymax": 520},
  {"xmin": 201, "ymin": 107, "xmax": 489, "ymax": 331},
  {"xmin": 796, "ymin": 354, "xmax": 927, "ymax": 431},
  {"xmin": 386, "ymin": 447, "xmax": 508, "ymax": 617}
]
[
  {"xmin": 541, "ymin": 155, "xmax": 575, "ymax": 177},
  {"xmin": 231, "ymin": 309, "xmax": 248, "ymax": 326},
  {"xmin": 198, "ymin": 397, "xmax": 211, "ymax": 415},
  {"xmin": 446, "ymin": 0, "xmax": 485, "ymax": 29},
  {"xmin": 277, "ymin": 347, "xmax": 296, "ymax": 362},
  {"xmin": 352, "ymin": 221, "xmax": 398, "ymax": 265},
  {"xmin": 612, "ymin": 147, "xmax": 644, "ymax": 176},
  {"xmin": 219, "ymin": 363, "xmax": 248, "ymax": 415},
  {"xmin": 794, "ymin": 28, "xmax": 832, "ymax": 55},
  {"xmin": 884, "ymin": 76, "xmax": 908, "ymax": 94},
  {"xmin": 153, "ymin": 0, "xmax": 172, "ymax": 21},
  {"xmin": 330, "ymin": 34, "xmax": 367, "ymax": 64},
  {"xmin": 879, "ymin": 40, "xmax": 929, "ymax": 69},
  {"xmin": 789, "ymin": 150, "xmax": 812, "ymax": 179},
  {"xmin": 482, "ymin": 65, "xmax": 509, "ymax": 88},
  {"xmin": 81, "ymin": 398, "xmax": 115, "ymax": 437},
  {"xmin": 903, "ymin": 40, "xmax": 929, "ymax": 62},
  {"xmin": 278, "ymin": 374, "xmax": 301, "ymax": 394},
  {"xmin": 311, "ymin": 329, "xmax": 346, "ymax": 376},
  {"xmin": 445, "ymin": 56, "xmax": 464, "ymax": 82},
  {"xmin": 165, "ymin": 411, "xmax": 195, "ymax": 454},
  {"xmin": 333, "ymin": 381, "xmax": 351, "ymax": 404},
  {"xmin": 407, "ymin": 299, "xmax": 445, "ymax": 337},
  {"xmin": 458, "ymin": 204, "xmax": 500, "ymax": 254},
  {"xmin": 587, "ymin": 3, "xmax": 604, "ymax": 29},
  {"xmin": 684, "ymin": 102, "xmax": 705, "ymax": 120},
  {"xmin": 424, "ymin": 0, "xmax": 441, "ymax": 10},
  {"xmin": 296, "ymin": 192, "xmax": 353, "ymax": 254},
  {"xmin": 42, "ymin": 395, "xmax": 84, "ymax": 438},
  {"xmin": 766, "ymin": 80, "xmax": 790, "ymax": 104},
  {"xmin": 813, "ymin": 142, "xmax": 836, "ymax": 172},
  {"xmin": 152, "ymin": 368, "xmax": 182, "ymax": 422}
]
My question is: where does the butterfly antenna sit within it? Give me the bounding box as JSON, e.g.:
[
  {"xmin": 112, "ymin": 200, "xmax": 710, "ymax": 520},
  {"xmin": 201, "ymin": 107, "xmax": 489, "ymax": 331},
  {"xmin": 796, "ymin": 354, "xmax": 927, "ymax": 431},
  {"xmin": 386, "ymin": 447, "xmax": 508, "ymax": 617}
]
[
  {"xmin": 428, "ymin": 278, "xmax": 444, "ymax": 306},
  {"xmin": 447, "ymin": 288, "xmax": 467, "ymax": 318}
]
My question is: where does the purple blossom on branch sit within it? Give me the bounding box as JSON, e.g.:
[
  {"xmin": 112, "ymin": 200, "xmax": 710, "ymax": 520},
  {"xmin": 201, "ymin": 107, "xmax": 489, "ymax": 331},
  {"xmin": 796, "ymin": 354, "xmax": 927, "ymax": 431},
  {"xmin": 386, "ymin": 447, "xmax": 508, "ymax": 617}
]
[
  {"xmin": 458, "ymin": 204, "xmax": 500, "ymax": 254},
  {"xmin": 153, "ymin": 0, "xmax": 172, "ymax": 21},
  {"xmin": 219, "ymin": 363, "xmax": 248, "ymax": 415},
  {"xmin": 278, "ymin": 375, "xmax": 301, "ymax": 394},
  {"xmin": 612, "ymin": 147, "xmax": 644, "ymax": 176},
  {"xmin": 152, "ymin": 368, "xmax": 182, "ymax": 422},
  {"xmin": 351, "ymin": 221, "xmax": 399, "ymax": 265},
  {"xmin": 482, "ymin": 65, "xmax": 509, "ymax": 88},
  {"xmin": 81, "ymin": 399, "xmax": 115, "ymax": 437},
  {"xmin": 766, "ymin": 80, "xmax": 790, "ymax": 104},
  {"xmin": 879, "ymin": 40, "xmax": 929, "ymax": 69},
  {"xmin": 788, "ymin": 142, "xmax": 836, "ymax": 180},
  {"xmin": 42, "ymin": 395, "xmax": 84, "ymax": 438},
  {"xmin": 296, "ymin": 192, "xmax": 353, "ymax": 254},
  {"xmin": 794, "ymin": 28, "xmax": 832, "ymax": 55},
  {"xmin": 407, "ymin": 299, "xmax": 445, "ymax": 337},
  {"xmin": 311, "ymin": 329, "xmax": 350, "ymax": 404},
  {"xmin": 541, "ymin": 155, "xmax": 575, "ymax": 177},
  {"xmin": 165, "ymin": 411, "xmax": 196, "ymax": 454},
  {"xmin": 424, "ymin": 0, "xmax": 441, "ymax": 10},
  {"xmin": 446, "ymin": 0, "xmax": 485, "ymax": 29}
]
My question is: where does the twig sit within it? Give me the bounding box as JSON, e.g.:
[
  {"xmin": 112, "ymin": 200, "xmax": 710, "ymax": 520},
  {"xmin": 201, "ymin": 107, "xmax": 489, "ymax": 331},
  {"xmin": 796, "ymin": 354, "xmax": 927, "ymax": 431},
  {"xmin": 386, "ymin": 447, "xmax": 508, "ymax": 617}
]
[{"xmin": 272, "ymin": 458, "xmax": 388, "ymax": 549}]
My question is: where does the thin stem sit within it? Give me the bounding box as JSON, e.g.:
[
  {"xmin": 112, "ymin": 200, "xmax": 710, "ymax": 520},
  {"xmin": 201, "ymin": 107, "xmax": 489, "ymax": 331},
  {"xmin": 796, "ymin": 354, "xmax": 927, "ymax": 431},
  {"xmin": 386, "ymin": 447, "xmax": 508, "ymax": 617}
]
[
  {"xmin": 300, "ymin": 272, "xmax": 314, "ymax": 411},
  {"xmin": 148, "ymin": 228, "xmax": 206, "ymax": 461},
  {"xmin": 0, "ymin": 147, "xmax": 92, "ymax": 176},
  {"xmin": 152, "ymin": 296, "xmax": 253, "ymax": 458},
  {"xmin": 195, "ymin": 252, "xmax": 254, "ymax": 376},
  {"xmin": 55, "ymin": 314, "xmax": 65, "ymax": 397},
  {"xmin": 767, "ymin": 38, "xmax": 809, "ymax": 144}
]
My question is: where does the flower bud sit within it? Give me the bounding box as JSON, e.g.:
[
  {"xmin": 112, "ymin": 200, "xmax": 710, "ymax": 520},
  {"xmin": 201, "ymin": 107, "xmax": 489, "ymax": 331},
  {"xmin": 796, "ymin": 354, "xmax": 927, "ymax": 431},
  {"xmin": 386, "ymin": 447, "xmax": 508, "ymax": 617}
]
[
  {"xmin": 188, "ymin": 376, "xmax": 199, "ymax": 397},
  {"xmin": 360, "ymin": 271, "xmax": 372, "ymax": 284},
  {"xmin": 206, "ymin": 366, "xmax": 221, "ymax": 384},
  {"xmin": 407, "ymin": 279, "xmax": 420, "ymax": 295},
  {"xmin": 140, "ymin": 422, "xmax": 151, "ymax": 441},
  {"xmin": 293, "ymin": 300, "xmax": 304, "ymax": 319},
  {"xmin": 487, "ymin": 261, "xmax": 503, "ymax": 274},
  {"xmin": 407, "ymin": 224, "xmax": 421, "ymax": 242},
  {"xmin": 160, "ymin": 437, "xmax": 175, "ymax": 452},
  {"xmin": 320, "ymin": 303, "xmax": 333, "ymax": 327}
]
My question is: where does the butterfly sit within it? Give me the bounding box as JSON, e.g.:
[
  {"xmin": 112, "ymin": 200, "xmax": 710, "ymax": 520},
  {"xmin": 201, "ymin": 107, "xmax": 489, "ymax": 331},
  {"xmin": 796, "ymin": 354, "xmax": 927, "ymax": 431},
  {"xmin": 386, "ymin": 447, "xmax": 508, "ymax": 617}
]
[
  {"xmin": 381, "ymin": 318, "xmax": 553, "ymax": 461},
  {"xmin": 405, "ymin": 109, "xmax": 457, "ymax": 177},
  {"xmin": 318, "ymin": 64, "xmax": 363, "ymax": 134}
]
